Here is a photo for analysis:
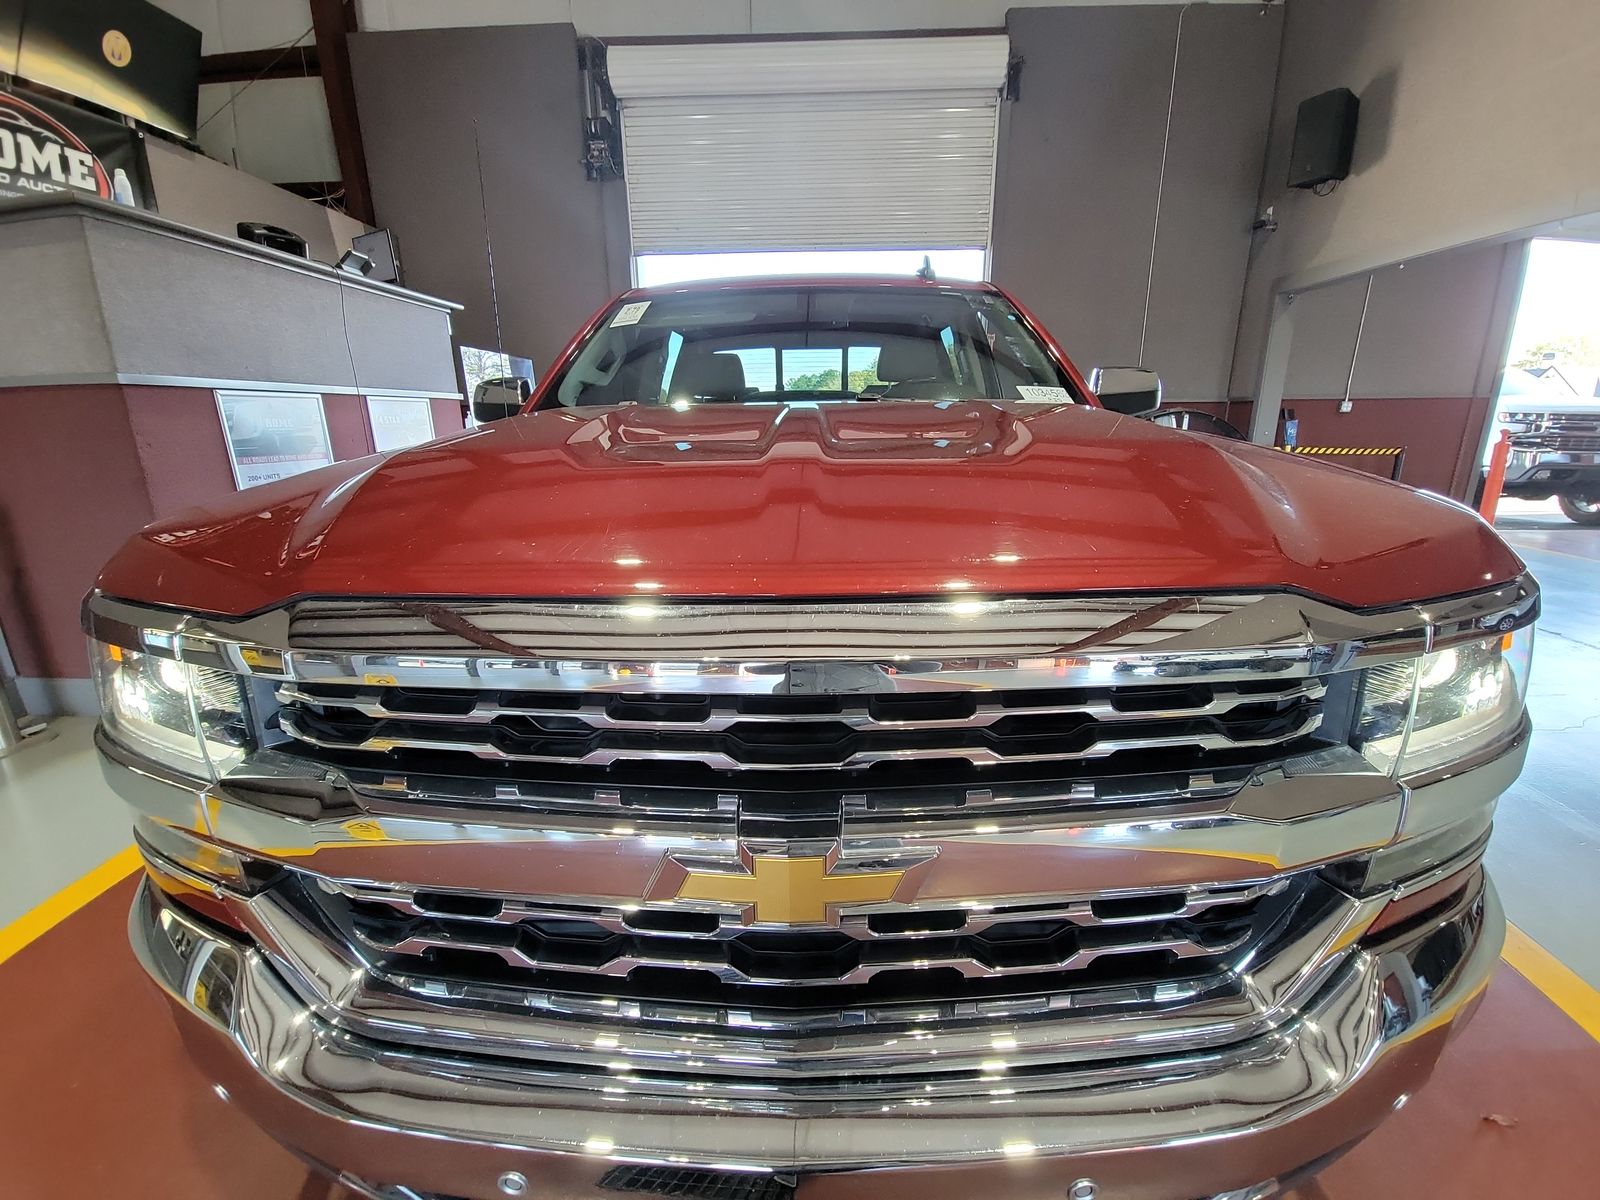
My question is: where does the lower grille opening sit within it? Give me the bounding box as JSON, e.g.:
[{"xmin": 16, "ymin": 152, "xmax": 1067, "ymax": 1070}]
[{"xmin": 599, "ymin": 1167, "xmax": 796, "ymax": 1200}]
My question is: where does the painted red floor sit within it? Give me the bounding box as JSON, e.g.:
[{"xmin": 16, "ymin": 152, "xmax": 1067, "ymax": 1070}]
[{"xmin": 2, "ymin": 876, "xmax": 1597, "ymax": 1199}]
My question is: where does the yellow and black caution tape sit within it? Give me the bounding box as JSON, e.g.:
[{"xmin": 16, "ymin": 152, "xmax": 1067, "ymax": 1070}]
[{"xmin": 1277, "ymin": 445, "xmax": 1405, "ymax": 456}]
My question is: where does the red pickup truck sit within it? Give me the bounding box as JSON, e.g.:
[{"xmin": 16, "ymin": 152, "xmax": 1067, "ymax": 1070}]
[{"xmin": 89, "ymin": 277, "xmax": 1534, "ymax": 1200}]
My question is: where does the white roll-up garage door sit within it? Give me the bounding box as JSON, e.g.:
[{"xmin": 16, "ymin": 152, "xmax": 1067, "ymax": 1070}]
[{"xmin": 608, "ymin": 36, "xmax": 1010, "ymax": 256}]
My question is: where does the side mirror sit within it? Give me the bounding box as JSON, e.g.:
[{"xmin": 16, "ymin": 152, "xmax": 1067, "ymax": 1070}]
[
  {"xmin": 1088, "ymin": 366, "xmax": 1163, "ymax": 416},
  {"xmin": 471, "ymin": 377, "xmax": 531, "ymax": 423}
]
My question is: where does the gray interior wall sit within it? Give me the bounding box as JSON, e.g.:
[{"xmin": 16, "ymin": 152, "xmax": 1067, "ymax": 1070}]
[
  {"xmin": 0, "ymin": 202, "xmax": 459, "ymax": 396},
  {"xmin": 992, "ymin": 3, "xmax": 1281, "ymax": 401},
  {"xmin": 1284, "ymin": 240, "xmax": 1512, "ymax": 399},
  {"xmin": 1232, "ymin": 0, "xmax": 1600, "ymax": 394},
  {"xmin": 0, "ymin": 215, "xmax": 115, "ymax": 383},
  {"xmin": 349, "ymin": 23, "xmax": 617, "ymax": 378},
  {"xmin": 145, "ymin": 138, "xmax": 368, "ymax": 265},
  {"xmin": 340, "ymin": 287, "xmax": 463, "ymax": 396}
]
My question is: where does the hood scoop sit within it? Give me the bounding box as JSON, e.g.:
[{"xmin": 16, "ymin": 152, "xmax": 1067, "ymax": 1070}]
[{"xmin": 569, "ymin": 401, "xmax": 1018, "ymax": 464}]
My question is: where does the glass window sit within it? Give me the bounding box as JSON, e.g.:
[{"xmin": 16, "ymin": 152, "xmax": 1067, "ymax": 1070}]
[
  {"xmin": 847, "ymin": 345, "xmax": 885, "ymax": 393},
  {"xmin": 782, "ymin": 348, "xmax": 845, "ymax": 392},
  {"xmin": 547, "ymin": 287, "xmax": 1080, "ymax": 409}
]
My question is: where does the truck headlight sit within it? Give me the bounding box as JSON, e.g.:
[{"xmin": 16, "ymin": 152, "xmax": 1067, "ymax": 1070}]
[
  {"xmin": 89, "ymin": 640, "xmax": 249, "ymax": 780},
  {"xmin": 1356, "ymin": 627, "xmax": 1532, "ymax": 779}
]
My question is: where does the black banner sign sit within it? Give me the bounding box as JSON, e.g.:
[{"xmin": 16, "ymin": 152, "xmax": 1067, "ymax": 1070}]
[
  {"xmin": 0, "ymin": 89, "xmax": 154, "ymax": 209},
  {"xmin": 0, "ymin": 0, "xmax": 20, "ymax": 77}
]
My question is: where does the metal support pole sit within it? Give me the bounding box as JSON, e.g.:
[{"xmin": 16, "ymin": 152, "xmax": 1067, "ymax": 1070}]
[
  {"xmin": 1479, "ymin": 431, "xmax": 1513, "ymax": 521},
  {"xmin": 0, "ymin": 670, "xmax": 52, "ymax": 759},
  {"xmin": 1249, "ymin": 291, "xmax": 1296, "ymax": 445}
]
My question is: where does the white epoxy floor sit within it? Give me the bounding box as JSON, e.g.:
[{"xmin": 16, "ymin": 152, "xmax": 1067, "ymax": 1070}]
[{"xmin": 0, "ymin": 717, "xmax": 133, "ymax": 928}]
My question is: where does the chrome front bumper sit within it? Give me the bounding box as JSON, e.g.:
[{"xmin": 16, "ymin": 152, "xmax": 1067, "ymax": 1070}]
[
  {"xmin": 1504, "ymin": 447, "xmax": 1600, "ymax": 486},
  {"xmin": 132, "ymin": 871, "xmax": 1500, "ymax": 1200}
]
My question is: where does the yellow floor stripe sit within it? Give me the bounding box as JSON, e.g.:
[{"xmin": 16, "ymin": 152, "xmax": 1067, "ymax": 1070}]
[
  {"xmin": 0, "ymin": 844, "xmax": 141, "ymax": 969},
  {"xmin": 1503, "ymin": 921, "xmax": 1600, "ymax": 1043}
]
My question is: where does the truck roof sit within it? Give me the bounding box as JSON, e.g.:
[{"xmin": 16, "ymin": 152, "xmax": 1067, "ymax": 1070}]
[{"xmin": 621, "ymin": 274, "xmax": 1001, "ymax": 300}]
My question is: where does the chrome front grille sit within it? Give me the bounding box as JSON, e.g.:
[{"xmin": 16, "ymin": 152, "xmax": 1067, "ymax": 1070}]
[
  {"xmin": 275, "ymin": 677, "xmax": 1328, "ymax": 774},
  {"xmin": 1513, "ymin": 432, "xmax": 1600, "ymax": 453},
  {"xmin": 1514, "ymin": 412, "xmax": 1600, "ymax": 453},
  {"xmin": 302, "ymin": 872, "xmax": 1304, "ymax": 994},
  {"xmin": 95, "ymin": 584, "xmax": 1461, "ymax": 1083},
  {"xmin": 91, "ymin": 583, "xmax": 1536, "ymax": 1104}
]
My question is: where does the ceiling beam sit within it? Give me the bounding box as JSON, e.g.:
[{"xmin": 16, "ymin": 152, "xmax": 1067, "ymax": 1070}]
[
  {"xmin": 309, "ymin": 0, "xmax": 374, "ymax": 226},
  {"xmin": 199, "ymin": 45, "xmax": 321, "ymax": 86}
]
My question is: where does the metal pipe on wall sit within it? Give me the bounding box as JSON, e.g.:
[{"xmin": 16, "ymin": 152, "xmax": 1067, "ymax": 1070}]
[
  {"xmin": 1138, "ymin": 2, "xmax": 1193, "ymax": 368},
  {"xmin": 1340, "ymin": 273, "xmax": 1375, "ymax": 413}
]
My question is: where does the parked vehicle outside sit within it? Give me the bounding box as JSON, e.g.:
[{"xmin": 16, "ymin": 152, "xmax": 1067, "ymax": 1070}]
[
  {"xmin": 89, "ymin": 277, "xmax": 1535, "ymax": 1200},
  {"xmin": 1485, "ymin": 367, "xmax": 1600, "ymax": 524}
]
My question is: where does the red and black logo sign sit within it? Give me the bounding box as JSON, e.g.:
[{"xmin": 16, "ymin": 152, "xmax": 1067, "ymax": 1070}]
[
  {"xmin": 0, "ymin": 89, "xmax": 150, "ymax": 207},
  {"xmin": 0, "ymin": 91, "xmax": 113, "ymax": 199}
]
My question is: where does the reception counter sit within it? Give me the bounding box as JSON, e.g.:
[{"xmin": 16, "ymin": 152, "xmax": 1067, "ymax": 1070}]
[{"xmin": 0, "ymin": 195, "xmax": 465, "ymax": 716}]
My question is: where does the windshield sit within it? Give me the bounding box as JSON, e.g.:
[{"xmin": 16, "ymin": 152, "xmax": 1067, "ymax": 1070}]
[{"xmin": 543, "ymin": 286, "xmax": 1082, "ymax": 409}]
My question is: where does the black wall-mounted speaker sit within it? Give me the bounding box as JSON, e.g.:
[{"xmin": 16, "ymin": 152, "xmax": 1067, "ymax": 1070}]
[
  {"xmin": 1287, "ymin": 87, "xmax": 1360, "ymax": 190},
  {"xmin": 236, "ymin": 221, "xmax": 309, "ymax": 258}
]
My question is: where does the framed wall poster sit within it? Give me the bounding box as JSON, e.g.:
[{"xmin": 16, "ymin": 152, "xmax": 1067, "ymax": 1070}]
[
  {"xmin": 215, "ymin": 391, "xmax": 334, "ymax": 490},
  {"xmin": 366, "ymin": 396, "xmax": 435, "ymax": 453}
]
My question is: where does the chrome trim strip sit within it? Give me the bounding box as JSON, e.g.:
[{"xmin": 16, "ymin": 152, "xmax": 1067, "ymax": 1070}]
[
  {"xmin": 1390, "ymin": 833, "xmax": 1491, "ymax": 900},
  {"xmin": 1399, "ymin": 712, "xmax": 1530, "ymax": 791},
  {"xmin": 338, "ymin": 761, "xmax": 1252, "ymax": 822},
  {"xmin": 275, "ymin": 705, "xmax": 1326, "ymax": 771},
  {"xmin": 348, "ymin": 913, "xmax": 1252, "ymax": 987},
  {"xmin": 324, "ymin": 874, "xmax": 1288, "ymax": 942},
  {"xmin": 97, "ymin": 736, "xmax": 1419, "ymax": 898},
  {"xmin": 275, "ymin": 678, "xmax": 1327, "ymax": 731},
  {"xmin": 84, "ymin": 575, "xmax": 1538, "ymax": 693},
  {"xmin": 110, "ymin": 374, "xmax": 464, "ymax": 401}
]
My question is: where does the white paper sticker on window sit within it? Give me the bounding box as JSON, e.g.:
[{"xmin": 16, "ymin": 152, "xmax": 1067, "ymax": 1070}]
[
  {"xmin": 610, "ymin": 301, "xmax": 651, "ymax": 327},
  {"xmin": 1015, "ymin": 385, "xmax": 1071, "ymax": 404}
]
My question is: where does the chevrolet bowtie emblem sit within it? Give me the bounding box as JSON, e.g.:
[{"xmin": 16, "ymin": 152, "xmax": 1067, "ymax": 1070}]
[{"xmin": 664, "ymin": 849, "xmax": 926, "ymax": 925}]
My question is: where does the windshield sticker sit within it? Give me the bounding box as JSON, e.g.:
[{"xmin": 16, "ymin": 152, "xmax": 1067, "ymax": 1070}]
[
  {"xmin": 1015, "ymin": 385, "xmax": 1071, "ymax": 404},
  {"xmin": 610, "ymin": 301, "xmax": 652, "ymax": 327}
]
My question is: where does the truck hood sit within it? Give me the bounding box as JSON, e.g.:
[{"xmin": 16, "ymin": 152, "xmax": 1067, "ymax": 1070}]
[{"xmin": 98, "ymin": 402, "xmax": 1524, "ymax": 614}]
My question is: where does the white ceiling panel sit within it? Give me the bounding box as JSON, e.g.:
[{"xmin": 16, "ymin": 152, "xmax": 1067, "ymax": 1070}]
[
  {"xmin": 229, "ymin": 75, "xmax": 339, "ymax": 183},
  {"xmin": 217, "ymin": 1, "xmax": 316, "ymax": 54}
]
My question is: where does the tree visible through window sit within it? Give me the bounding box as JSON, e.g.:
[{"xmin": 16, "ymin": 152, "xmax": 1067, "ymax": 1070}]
[{"xmin": 782, "ymin": 348, "xmax": 887, "ymax": 393}]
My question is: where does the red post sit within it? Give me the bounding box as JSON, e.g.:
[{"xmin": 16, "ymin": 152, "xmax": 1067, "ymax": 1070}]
[{"xmin": 1479, "ymin": 431, "xmax": 1513, "ymax": 521}]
